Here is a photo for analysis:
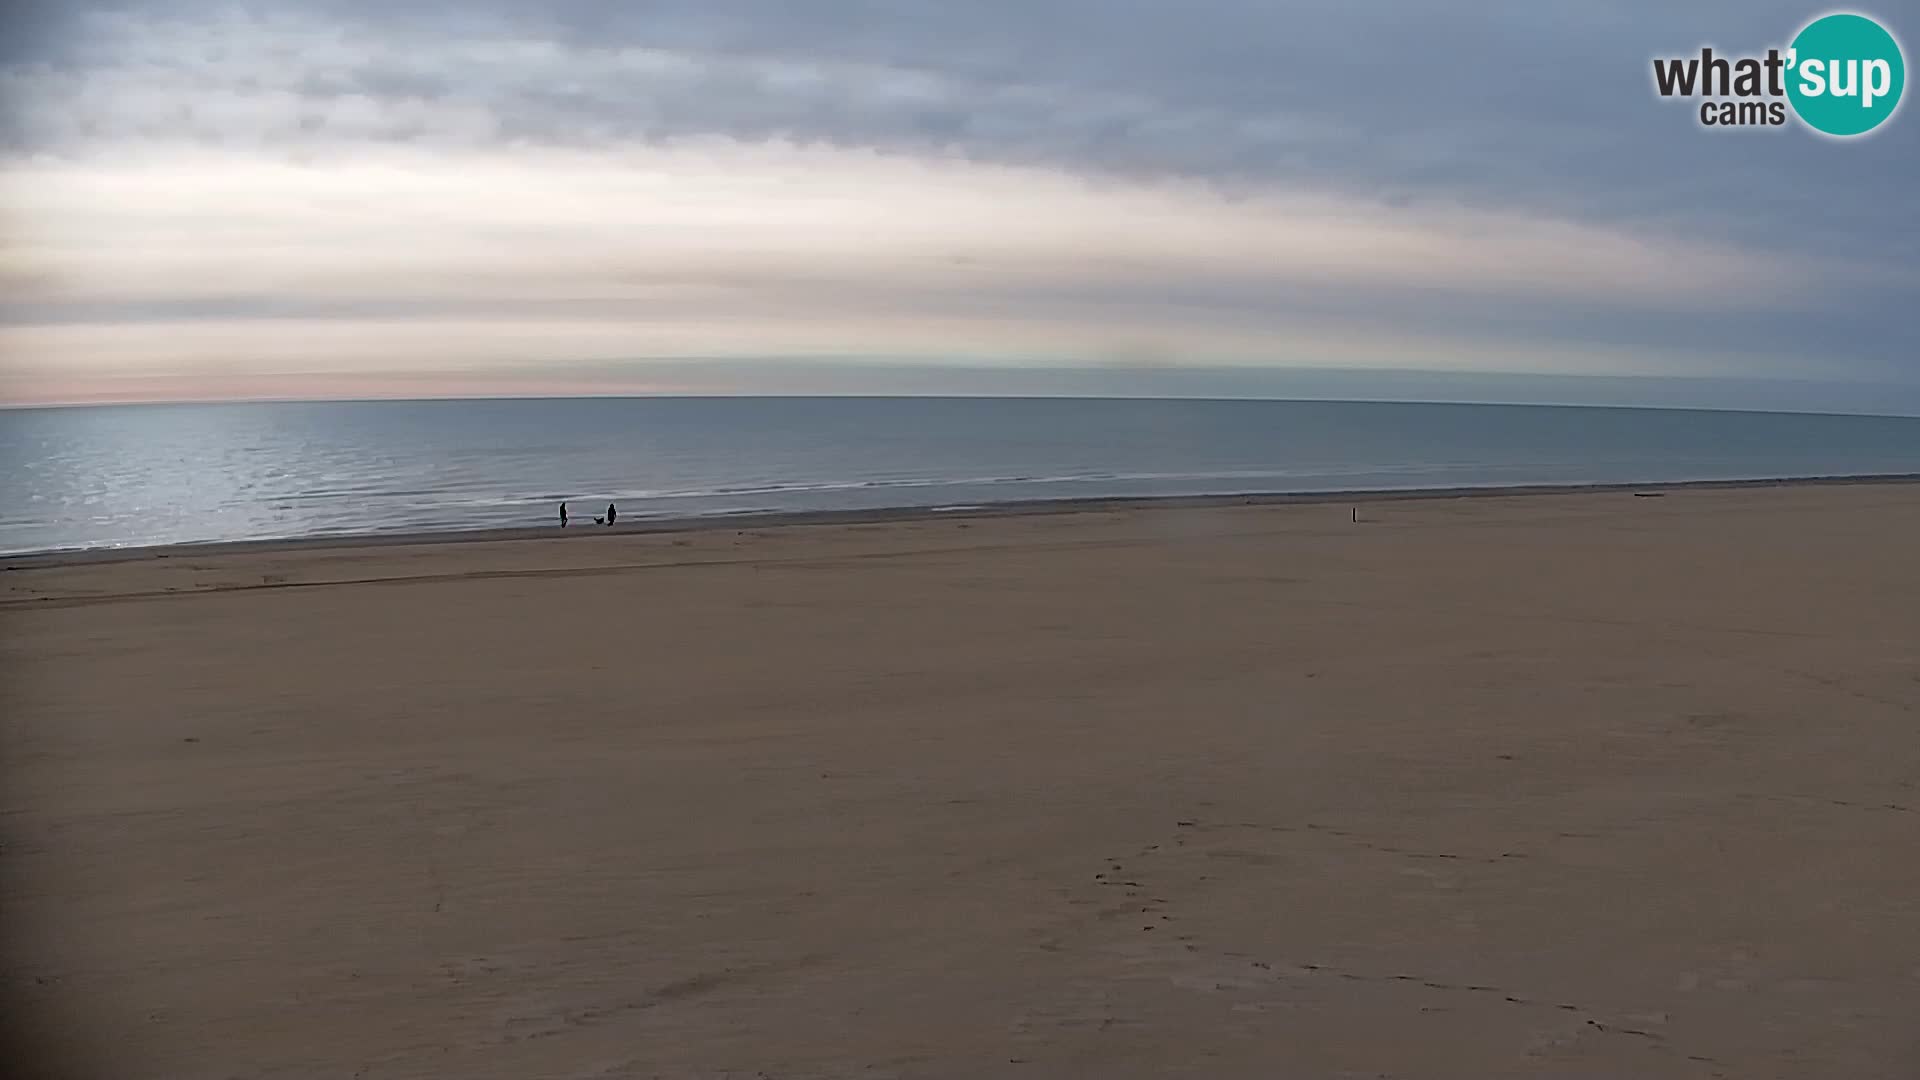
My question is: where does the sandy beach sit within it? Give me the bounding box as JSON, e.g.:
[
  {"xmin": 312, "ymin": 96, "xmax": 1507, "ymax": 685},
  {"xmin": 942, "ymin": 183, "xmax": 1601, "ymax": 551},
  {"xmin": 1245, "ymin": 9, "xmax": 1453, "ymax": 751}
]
[{"xmin": 5, "ymin": 482, "xmax": 1918, "ymax": 1078}]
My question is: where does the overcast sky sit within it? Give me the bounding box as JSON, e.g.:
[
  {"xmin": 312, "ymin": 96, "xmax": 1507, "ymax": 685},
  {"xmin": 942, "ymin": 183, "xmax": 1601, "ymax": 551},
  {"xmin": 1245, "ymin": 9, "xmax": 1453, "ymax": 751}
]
[{"xmin": 0, "ymin": 1, "xmax": 1914, "ymax": 407}]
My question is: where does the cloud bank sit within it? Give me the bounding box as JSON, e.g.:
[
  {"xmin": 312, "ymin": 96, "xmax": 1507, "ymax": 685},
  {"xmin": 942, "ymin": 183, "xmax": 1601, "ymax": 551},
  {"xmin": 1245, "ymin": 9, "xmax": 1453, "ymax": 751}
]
[{"xmin": 1, "ymin": 1, "xmax": 1914, "ymax": 405}]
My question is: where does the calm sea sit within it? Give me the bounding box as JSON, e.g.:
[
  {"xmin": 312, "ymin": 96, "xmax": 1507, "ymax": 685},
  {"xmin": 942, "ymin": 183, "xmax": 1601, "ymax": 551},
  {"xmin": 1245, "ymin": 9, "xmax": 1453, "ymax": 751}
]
[{"xmin": 4, "ymin": 397, "xmax": 1920, "ymax": 555}]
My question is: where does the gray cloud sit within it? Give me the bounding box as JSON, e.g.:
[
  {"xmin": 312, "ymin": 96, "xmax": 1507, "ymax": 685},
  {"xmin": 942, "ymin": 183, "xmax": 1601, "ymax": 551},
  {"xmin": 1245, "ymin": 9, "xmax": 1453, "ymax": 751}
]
[
  {"xmin": 2, "ymin": 0, "xmax": 1915, "ymax": 396},
  {"xmin": 11, "ymin": 2, "xmax": 1914, "ymax": 250},
  {"xmin": 301, "ymin": 1, "xmax": 1920, "ymax": 263}
]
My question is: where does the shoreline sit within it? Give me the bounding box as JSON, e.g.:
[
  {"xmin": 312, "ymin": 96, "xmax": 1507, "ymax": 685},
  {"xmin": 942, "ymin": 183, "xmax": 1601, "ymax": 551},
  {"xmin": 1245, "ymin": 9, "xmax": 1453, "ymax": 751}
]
[{"xmin": 7, "ymin": 470, "xmax": 1920, "ymax": 568}]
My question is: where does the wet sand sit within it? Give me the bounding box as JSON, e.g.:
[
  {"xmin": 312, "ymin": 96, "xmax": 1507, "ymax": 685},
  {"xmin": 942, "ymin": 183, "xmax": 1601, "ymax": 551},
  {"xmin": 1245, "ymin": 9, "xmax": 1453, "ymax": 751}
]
[{"xmin": 5, "ymin": 483, "xmax": 1919, "ymax": 1078}]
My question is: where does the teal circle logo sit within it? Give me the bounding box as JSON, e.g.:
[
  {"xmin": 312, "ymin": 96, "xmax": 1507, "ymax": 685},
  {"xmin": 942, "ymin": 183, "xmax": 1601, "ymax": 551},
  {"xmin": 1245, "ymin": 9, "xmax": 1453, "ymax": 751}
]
[{"xmin": 1787, "ymin": 13, "xmax": 1905, "ymax": 136}]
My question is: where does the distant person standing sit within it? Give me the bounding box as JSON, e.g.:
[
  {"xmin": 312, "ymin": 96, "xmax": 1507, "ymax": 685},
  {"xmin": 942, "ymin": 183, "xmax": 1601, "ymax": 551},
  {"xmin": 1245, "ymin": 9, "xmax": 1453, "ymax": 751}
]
[
  {"xmin": 606, "ymin": 502, "xmax": 617, "ymax": 527},
  {"xmin": 559, "ymin": 501, "xmax": 568, "ymax": 528}
]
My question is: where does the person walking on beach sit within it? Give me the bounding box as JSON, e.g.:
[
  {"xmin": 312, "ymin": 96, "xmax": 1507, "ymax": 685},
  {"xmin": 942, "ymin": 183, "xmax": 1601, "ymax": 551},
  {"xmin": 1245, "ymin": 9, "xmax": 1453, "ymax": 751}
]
[
  {"xmin": 559, "ymin": 501, "xmax": 568, "ymax": 528},
  {"xmin": 606, "ymin": 502, "xmax": 617, "ymax": 527}
]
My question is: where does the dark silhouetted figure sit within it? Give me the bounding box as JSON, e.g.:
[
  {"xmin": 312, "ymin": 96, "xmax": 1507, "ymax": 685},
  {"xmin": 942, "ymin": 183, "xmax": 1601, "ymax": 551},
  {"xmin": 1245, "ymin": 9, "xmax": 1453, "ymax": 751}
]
[
  {"xmin": 606, "ymin": 502, "xmax": 617, "ymax": 527},
  {"xmin": 559, "ymin": 502, "xmax": 568, "ymax": 528}
]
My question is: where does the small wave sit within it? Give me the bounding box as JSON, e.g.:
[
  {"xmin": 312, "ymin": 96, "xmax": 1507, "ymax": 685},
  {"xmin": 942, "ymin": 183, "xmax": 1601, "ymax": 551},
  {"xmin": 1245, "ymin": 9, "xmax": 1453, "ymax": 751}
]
[{"xmin": 620, "ymin": 472, "xmax": 1246, "ymax": 501}]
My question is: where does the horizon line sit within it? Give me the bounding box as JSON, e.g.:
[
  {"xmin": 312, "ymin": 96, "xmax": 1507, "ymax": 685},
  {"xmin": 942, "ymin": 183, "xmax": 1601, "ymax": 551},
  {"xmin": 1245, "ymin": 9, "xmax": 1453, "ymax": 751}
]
[{"xmin": 7, "ymin": 391, "xmax": 1920, "ymax": 424}]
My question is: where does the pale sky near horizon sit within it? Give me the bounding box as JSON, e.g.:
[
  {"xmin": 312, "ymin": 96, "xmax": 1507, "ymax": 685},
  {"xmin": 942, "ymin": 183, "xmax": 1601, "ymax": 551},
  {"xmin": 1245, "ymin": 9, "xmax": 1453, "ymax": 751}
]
[{"xmin": 0, "ymin": 1, "xmax": 1914, "ymax": 407}]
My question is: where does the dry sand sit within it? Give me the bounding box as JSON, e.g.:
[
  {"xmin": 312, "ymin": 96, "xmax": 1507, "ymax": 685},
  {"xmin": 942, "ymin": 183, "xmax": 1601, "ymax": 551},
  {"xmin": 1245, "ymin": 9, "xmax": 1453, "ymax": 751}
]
[{"xmin": 4, "ymin": 484, "xmax": 1919, "ymax": 1078}]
